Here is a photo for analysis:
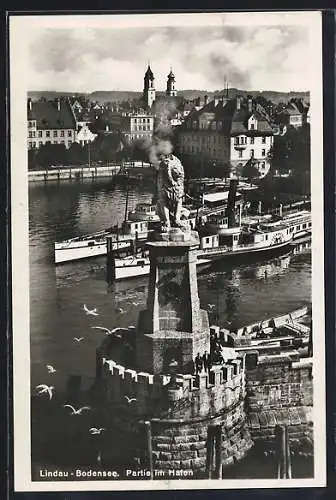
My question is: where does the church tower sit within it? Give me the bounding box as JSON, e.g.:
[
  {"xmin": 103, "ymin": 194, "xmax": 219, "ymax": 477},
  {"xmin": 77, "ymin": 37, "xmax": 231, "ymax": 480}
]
[
  {"xmin": 166, "ymin": 68, "xmax": 177, "ymax": 97},
  {"xmin": 143, "ymin": 64, "xmax": 156, "ymax": 108}
]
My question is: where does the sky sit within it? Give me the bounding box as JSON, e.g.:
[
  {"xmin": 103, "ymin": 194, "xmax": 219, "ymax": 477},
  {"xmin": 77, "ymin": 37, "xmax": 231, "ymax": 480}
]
[{"xmin": 24, "ymin": 13, "xmax": 313, "ymax": 93}]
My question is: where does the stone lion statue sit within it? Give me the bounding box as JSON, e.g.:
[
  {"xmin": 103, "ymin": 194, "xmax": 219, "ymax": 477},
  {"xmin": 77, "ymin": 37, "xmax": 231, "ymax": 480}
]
[{"xmin": 157, "ymin": 153, "xmax": 185, "ymax": 231}]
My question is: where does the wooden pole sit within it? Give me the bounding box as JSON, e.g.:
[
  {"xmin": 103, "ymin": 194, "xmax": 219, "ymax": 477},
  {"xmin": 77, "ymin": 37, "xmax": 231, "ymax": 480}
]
[
  {"xmin": 144, "ymin": 421, "xmax": 154, "ymax": 480},
  {"xmin": 206, "ymin": 425, "xmax": 215, "ymax": 478},
  {"xmin": 276, "ymin": 425, "xmax": 291, "ymax": 479},
  {"xmin": 124, "ymin": 171, "xmax": 130, "ymax": 224},
  {"xmin": 214, "ymin": 425, "xmax": 222, "ymax": 479}
]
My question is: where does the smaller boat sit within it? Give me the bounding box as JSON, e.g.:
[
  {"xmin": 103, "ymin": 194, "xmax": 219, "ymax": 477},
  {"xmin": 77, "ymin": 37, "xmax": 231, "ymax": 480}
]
[
  {"xmin": 108, "ymin": 252, "xmax": 212, "ymax": 281},
  {"xmin": 128, "ymin": 202, "xmax": 161, "ymax": 223},
  {"xmin": 54, "ymin": 220, "xmax": 150, "ymax": 265}
]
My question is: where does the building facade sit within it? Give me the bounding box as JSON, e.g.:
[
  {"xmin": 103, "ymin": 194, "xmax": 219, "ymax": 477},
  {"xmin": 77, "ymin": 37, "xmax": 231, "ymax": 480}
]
[
  {"xmin": 27, "ymin": 98, "xmax": 77, "ymax": 150},
  {"xmin": 177, "ymin": 96, "xmax": 274, "ymax": 177},
  {"xmin": 120, "ymin": 113, "xmax": 155, "ymax": 143}
]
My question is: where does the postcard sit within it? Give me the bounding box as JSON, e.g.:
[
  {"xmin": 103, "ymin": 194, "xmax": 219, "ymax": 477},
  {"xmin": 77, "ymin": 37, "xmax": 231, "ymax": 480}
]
[{"xmin": 9, "ymin": 10, "xmax": 326, "ymax": 492}]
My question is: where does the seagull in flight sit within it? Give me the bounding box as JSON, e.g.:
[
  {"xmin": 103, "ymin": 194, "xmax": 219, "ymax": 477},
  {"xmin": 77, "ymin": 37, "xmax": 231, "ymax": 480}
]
[
  {"xmin": 36, "ymin": 384, "xmax": 54, "ymax": 400},
  {"xmin": 207, "ymin": 304, "xmax": 215, "ymax": 311},
  {"xmin": 73, "ymin": 337, "xmax": 84, "ymax": 343},
  {"xmin": 46, "ymin": 365, "xmax": 57, "ymax": 374},
  {"xmin": 124, "ymin": 396, "xmax": 137, "ymax": 404},
  {"xmin": 63, "ymin": 404, "xmax": 91, "ymax": 415},
  {"xmin": 83, "ymin": 304, "xmax": 99, "ymax": 316},
  {"xmin": 91, "ymin": 326, "xmax": 122, "ymax": 337},
  {"xmin": 89, "ymin": 427, "xmax": 105, "ymax": 435},
  {"xmin": 132, "ymin": 302, "xmax": 140, "ymax": 307}
]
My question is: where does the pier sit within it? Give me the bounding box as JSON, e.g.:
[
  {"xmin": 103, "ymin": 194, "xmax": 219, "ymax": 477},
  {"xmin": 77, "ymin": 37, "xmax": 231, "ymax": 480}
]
[{"xmin": 28, "ymin": 161, "xmax": 154, "ymax": 183}]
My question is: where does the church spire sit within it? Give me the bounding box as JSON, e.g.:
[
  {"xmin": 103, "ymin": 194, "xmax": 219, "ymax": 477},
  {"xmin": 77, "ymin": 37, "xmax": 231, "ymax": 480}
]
[{"xmin": 166, "ymin": 67, "xmax": 177, "ymax": 97}]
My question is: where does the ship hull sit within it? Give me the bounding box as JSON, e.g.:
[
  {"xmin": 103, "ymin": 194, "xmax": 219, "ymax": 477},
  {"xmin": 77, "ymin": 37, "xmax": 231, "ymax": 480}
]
[{"xmin": 55, "ymin": 240, "xmax": 130, "ymax": 264}]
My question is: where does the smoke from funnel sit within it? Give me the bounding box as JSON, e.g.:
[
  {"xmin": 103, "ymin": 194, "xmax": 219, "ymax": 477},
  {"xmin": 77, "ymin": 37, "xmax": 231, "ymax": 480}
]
[{"xmin": 136, "ymin": 98, "xmax": 178, "ymax": 168}]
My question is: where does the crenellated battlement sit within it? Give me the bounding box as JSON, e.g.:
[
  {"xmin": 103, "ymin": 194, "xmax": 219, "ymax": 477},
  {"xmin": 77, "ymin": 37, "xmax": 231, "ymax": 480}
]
[{"xmin": 100, "ymin": 355, "xmax": 245, "ymax": 420}]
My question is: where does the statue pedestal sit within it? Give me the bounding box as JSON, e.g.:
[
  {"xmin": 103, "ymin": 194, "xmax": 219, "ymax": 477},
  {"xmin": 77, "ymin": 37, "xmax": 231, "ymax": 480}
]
[{"xmin": 136, "ymin": 228, "xmax": 210, "ymax": 374}]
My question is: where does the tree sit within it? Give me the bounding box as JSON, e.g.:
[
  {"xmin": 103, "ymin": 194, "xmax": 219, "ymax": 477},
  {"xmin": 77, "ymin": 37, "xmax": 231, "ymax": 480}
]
[{"xmin": 241, "ymin": 159, "xmax": 260, "ymax": 181}]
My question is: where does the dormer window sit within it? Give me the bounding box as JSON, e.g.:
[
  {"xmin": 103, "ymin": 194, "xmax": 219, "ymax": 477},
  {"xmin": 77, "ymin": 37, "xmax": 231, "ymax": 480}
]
[{"xmin": 248, "ymin": 114, "xmax": 258, "ymax": 131}]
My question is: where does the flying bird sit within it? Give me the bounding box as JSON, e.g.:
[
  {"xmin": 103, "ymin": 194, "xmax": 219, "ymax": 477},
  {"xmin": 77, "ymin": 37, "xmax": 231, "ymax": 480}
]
[
  {"xmin": 46, "ymin": 365, "xmax": 57, "ymax": 374},
  {"xmin": 207, "ymin": 304, "xmax": 215, "ymax": 310},
  {"xmin": 63, "ymin": 404, "xmax": 91, "ymax": 415},
  {"xmin": 116, "ymin": 307, "xmax": 125, "ymax": 314},
  {"xmin": 128, "ymin": 325, "xmax": 135, "ymax": 329},
  {"xmin": 83, "ymin": 304, "xmax": 99, "ymax": 316},
  {"xmin": 73, "ymin": 337, "xmax": 84, "ymax": 343},
  {"xmin": 89, "ymin": 427, "xmax": 105, "ymax": 435},
  {"xmin": 124, "ymin": 396, "xmax": 137, "ymax": 404},
  {"xmin": 91, "ymin": 326, "xmax": 122, "ymax": 337},
  {"xmin": 132, "ymin": 302, "xmax": 140, "ymax": 306},
  {"xmin": 36, "ymin": 384, "xmax": 54, "ymax": 400}
]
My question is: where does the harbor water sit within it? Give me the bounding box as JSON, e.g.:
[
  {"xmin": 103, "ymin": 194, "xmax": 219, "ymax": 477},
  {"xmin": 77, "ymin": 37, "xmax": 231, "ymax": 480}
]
[{"xmin": 29, "ymin": 177, "xmax": 313, "ymax": 478}]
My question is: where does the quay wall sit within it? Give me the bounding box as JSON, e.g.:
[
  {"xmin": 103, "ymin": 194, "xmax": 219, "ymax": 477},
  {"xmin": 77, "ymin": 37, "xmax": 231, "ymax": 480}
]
[
  {"xmin": 28, "ymin": 161, "xmax": 154, "ymax": 182},
  {"xmin": 244, "ymin": 352, "xmax": 313, "ymax": 448}
]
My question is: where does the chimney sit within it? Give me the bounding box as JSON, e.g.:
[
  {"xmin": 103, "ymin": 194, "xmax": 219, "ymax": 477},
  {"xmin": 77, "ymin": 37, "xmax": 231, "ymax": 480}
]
[
  {"xmin": 105, "ymin": 124, "xmax": 109, "ymax": 132},
  {"xmin": 195, "ymin": 97, "xmax": 201, "ymax": 107},
  {"xmin": 214, "ymin": 95, "xmax": 220, "ymax": 106},
  {"xmin": 236, "ymin": 96, "xmax": 241, "ymax": 111},
  {"xmin": 27, "ymin": 98, "xmax": 32, "ymax": 111},
  {"xmin": 57, "ymin": 98, "xmax": 61, "ymax": 112},
  {"xmin": 204, "ymin": 95, "xmax": 209, "ymax": 106},
  {"xmin": 248, "ymin": 98, "xmax": 253, "ymax": 113}
]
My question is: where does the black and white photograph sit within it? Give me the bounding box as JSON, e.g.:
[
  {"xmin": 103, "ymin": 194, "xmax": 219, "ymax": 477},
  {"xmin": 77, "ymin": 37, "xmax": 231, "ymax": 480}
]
[{"xmin": 9, "ymin": 10, "xmax": 326, "ymax": 492}]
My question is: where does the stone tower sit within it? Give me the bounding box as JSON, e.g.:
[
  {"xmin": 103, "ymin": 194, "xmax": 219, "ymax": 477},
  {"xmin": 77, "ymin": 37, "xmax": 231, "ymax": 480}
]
[
  {"xmin": 136, "ymin": 229, "xmax": 210, "ymax": 374},
  {"xmin": 143, "ymin": 64, "xmax": 156, "ymax": 108},
  {"xmin": 166, "ymin": 68, "xmax": 177, "ymax": 97}
]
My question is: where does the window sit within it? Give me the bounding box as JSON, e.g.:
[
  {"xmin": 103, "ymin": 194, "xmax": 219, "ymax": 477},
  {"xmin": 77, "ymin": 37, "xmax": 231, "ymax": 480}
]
[
  {"xmin": 250, "ymin": 137, "xmax": 254, "ymax": 144},
  {"xmin": 234, "ymin": 137, "xmax": 239, "ymax": 145},
  {"xmin": 39, "ymin": 141, "xmax": 43, "ymax": 147},
  {"xmin": 250, "ymin": 149, "xmax": 254, "ymax": 157},
  {"xmin": 238, "ymin": 150, "xmax": 243, "ymax": 158},
  {"xmin": 68, "ymin": 141, "xmax": 72, "ymax": 146},
  {"xmin": 61, "ymin": 140, "xmax": 65, "ymax": 145},
  {"xmin": 53, "ymin": 130, "xmax": 58, "ymax": 137},
  {"xmin": 38, "ymin": 131, "xmax": 42, "ymax": 138},
  {"xmin": 261, "ymin": 149, "xmax": 266, "ymax": 156},
  {"xmin": 302, "ymin": 223, "xmax": 307, "ymax": 229},
  {"xmin": 53, "ymin": 141, "xmax": 57, "ymax": 144},
  {"xmin": 28, "ymin": 142, "xmax": 32, "ymax": 148},
  {"xmin": 205, "ymin": 237, "xmax": 210, "ymax": 244},
  {"xmin": 68, "ymin": 130, "xmax": 72, "ymax": 137},
  {"xmin": 60, "ymin": 130, "xmax": 65, "ymax": 137},
  {"xmin": 46, "ymin": 131, "xmax": 50, "ymax": 137},
  {"xmin": 28, "ymin": 131, "xmax": 32, "ymax": 138},
  {"xmin": 262, "ymin": 137, "xmax": 266, "ymax": 143},
  {"xmin": 250, "ymin": 123, "xmax": 255, "ymax": 130},
  {"xmin": 32, "ymin": 142, "xmax": 36, "ymax": 148},
  {"xmin": 32, "ymin": 132, "xmax": 36, "ymax": 138}
]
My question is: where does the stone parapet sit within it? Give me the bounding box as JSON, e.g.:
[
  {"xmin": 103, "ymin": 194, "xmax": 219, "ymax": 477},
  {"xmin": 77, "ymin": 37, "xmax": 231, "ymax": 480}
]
[{"xmin": 100, "ymin": 355, "xmax": 245, "ymax": 420}]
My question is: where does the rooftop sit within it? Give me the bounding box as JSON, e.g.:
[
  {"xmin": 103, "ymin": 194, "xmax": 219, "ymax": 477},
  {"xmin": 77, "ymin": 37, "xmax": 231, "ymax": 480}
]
[{"xmin": 27, "ymin": 98, "xmax": 77, "ymax": 130}]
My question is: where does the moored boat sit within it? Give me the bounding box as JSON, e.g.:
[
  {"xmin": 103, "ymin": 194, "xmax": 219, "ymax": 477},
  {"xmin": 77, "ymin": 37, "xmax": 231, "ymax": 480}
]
[
  {"xmin": 54, "ymin": 219, "xmax": 151, "ymax": 265},
  {"xmin": 108, "ymin": 252, "xmax": 212, "ymax": 281}
]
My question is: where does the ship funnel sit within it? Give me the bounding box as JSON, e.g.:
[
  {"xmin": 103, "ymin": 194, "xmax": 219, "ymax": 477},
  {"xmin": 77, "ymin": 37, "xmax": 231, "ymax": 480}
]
[{"xmin": 227, "ymin": 179, "xmax": 238, "ymax": 228}]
